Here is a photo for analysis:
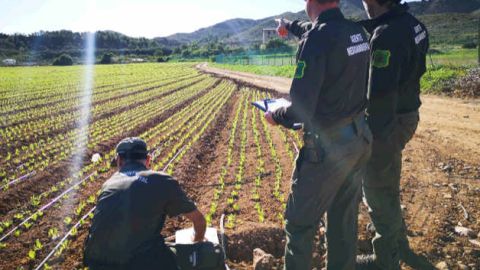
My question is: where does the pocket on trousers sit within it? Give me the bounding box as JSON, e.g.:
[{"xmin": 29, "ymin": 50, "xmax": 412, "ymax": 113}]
[
  {"xmin": 295, "ymin": 146, "xmax": 324, "ymax": 172},
  {"xmin": 395, "ymin": 115, "xmax": 419, "ymax": 150}
]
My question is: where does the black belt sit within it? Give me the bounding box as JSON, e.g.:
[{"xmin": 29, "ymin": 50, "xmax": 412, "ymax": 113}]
[{"xmin": 304, "ymin": 112, "xmax": 366, "ymax": 148}]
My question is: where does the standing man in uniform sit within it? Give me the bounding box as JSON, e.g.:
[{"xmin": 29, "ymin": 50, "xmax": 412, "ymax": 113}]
[
  {"xmin": 84, "ymin": 137, "xmax": 206, "ymax": 270},
  {"xmin": 358, "ymin": 0, "xmax": 433, "ymax": 269},
  {"xmin": 276, "ymin": 0, "xmax": 433, "ymax": 269},
  {"xmin": 266, "ymin": 0, "xmax": 372, "ymax": 269}
]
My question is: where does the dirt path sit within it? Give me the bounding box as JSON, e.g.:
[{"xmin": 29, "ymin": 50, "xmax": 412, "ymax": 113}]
[
  {"xmin": 198, "ymin": 63, "xmax": 292, "ymax": 93},
  {"xmin": 198, "ymin": 63, "xmax": 480, "ymax": 269}
]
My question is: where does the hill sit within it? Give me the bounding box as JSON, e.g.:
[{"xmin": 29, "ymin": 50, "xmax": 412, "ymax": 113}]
[
  {"xmin": 156, "ymin": 0, "xmax": 365, "ymax": 46},
  {"xmin": 156, "ymin": 0, "xmax": 479, "ymax": 46},
  {"xmin": 408, "ymin": 0, "xmax": 480, "ymax": 14},
  {"xmin": 164, "ymin": 19, "xmax": 258, "ymax": 44},
  {"xmin": 420, "ymin": 13, "xmax": 479, "ymax": 45}
]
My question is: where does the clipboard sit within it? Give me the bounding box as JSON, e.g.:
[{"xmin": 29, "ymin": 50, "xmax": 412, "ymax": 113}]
[
  {"xmin": 251, "ymin": 98, "xmax": 290, "ymax": 112},
  {"xmin": 175, "ymin": 227, "xmax": 219, "ymax": 244},
  {"xmin": 251, "ymin": 98, "xmax": 303, "ymax": 130}
]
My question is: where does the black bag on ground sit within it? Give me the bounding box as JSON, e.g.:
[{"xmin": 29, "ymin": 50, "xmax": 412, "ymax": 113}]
[{"xmin": 167, "ymin": 242, "xmax": 226, "ymax": 270}]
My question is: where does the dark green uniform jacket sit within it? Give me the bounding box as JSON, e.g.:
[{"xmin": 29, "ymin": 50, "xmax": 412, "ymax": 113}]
[
  {"xmin": 283, "ymin": 4, "xmax": 428, "ymax": 139},
  {"xmin": 272, "ymin": 8, "xmax": 370, "ymax": 131},
  {"xmin": 360, "ymin": 3, "xmax": 429, "ymax": 139},
  {"xmin": 84, "ymin": 162, "xmax": 196, "ymax": 268}
]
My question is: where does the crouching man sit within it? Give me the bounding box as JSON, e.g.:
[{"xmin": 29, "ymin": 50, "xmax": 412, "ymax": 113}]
[{"xmin": 84, "ymin": 137, "xmax": 206, "ymax": 270}]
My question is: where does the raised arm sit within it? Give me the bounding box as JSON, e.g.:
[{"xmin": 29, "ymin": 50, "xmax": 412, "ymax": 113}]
[{"xmin": 276, "ymin": 18, "xmax": 313, "ymax": 39}]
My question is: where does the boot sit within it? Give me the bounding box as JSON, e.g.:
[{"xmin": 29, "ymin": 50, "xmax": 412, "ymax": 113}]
[
  {"xmin": 400, "ymin": 247, "xmax": 435, "ymax": 270},
  {"xmin": 356, "ymin": 254, "xmax": 382, "ymax": 270}
]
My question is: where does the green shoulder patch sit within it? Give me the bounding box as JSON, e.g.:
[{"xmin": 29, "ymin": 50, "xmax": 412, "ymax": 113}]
[
  {"xmin": 294, "ymin": 60, "xmax": 306, "ymax": 79},
  {"xmin": 372, "ymin": 50, "xmax": 391, "ymax": 68}
]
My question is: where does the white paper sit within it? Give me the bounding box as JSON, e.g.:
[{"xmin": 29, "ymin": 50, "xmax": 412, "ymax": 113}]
[
  {"xmin": 252, "ymin": 98, "xmax": 291, "ymax": 112},
  {"xmin": 175, "ymin": 227, "xmax": 219, "ymax": 244}
]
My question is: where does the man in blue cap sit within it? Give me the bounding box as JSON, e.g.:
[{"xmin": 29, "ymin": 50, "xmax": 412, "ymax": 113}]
[{"xmin": 84, "ymin": 137, "xmax": 206, "ymax": 270}]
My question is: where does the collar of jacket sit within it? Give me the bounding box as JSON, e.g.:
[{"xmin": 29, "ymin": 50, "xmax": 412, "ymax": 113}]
[
  {"xmin": 360, "ymin": 3, "xmax": 409, "ymax": 34},
  {"xmin": 314, "ymin": 7, "xmax": 345, "ymax": 26},
  {"xmin": 119, "ymin": 162, "xmax": 147, "ymax": 173}
]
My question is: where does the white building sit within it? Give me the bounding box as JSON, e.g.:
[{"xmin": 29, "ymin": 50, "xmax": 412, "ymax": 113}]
[
  {"xmin": 130, "ymin": 58, "xmax": 145, "ymax": 63},
  {"xmin": 2, "ymin": 59, "xmax": 16, "ymax": 66},
  {"xmin": 262, "ymin": 28, "xmax": 278, "ymax": 44}
]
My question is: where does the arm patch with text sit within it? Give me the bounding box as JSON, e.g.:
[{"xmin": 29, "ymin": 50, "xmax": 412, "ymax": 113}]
[
  {"xmin": 372, "ymin": 50, "xmax": 391, "ymax": 68},
  {"xmin": 294, "ymin": 60, "xmax": 306, "ymax": 79}
]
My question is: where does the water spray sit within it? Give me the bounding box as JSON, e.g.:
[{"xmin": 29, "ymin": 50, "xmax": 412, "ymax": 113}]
[{"xmin": 60, "ymin": 0, "xmax": 97, "ymax": 235}]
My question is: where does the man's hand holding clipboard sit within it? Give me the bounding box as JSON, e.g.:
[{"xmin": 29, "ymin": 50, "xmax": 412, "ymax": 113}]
[{"xmin": 251, "ymin": 98, "xmax": 303, "ymax": 130}]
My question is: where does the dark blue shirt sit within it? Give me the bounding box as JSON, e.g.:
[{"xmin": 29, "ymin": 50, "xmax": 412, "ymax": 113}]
[{"xmin": 84, "ymin": 162, "xmax": 196, "ymax": 265}]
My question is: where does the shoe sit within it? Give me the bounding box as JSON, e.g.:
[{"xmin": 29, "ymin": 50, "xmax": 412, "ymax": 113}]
[
  {"xmin": 400, "ymin": 249, "xmax": 435, "ymax": 270},
  {"xmin": 356, "ymin": 254, "xmax": 382, "ymax": 270}
]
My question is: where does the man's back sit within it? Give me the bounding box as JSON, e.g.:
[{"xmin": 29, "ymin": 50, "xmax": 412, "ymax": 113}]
[
  {"xmin": 387, "ymin": 10, "xmax": 428, "ymax": 113},
  {"xmin": 84, "ymin": 163, "xmax": 196, "ymax": 267},
  {"xmin": 306, "ymin": 14, "xmax": 370, "ymax": 126},
  {"xmin": 274, "ymin": 8, "xmax": 370, "ymax": 130},
  {"xmin": 362, "ymin": 3, "xmax": 429, "ymax": 137}
]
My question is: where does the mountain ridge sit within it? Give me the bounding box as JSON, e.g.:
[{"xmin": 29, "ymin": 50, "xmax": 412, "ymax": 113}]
[{"xmin": 154, "ymin": 0, "xmax": 480, "ymax": 46}]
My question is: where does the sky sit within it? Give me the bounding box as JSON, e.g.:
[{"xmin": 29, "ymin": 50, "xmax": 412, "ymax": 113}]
[{"xmin": 0, "ymin": 0, "xmax": 418, "ymax": 38}]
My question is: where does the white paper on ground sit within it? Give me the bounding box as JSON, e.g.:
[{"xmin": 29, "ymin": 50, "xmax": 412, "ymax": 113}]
[{"xmin": 175, "ymin": 227, "xmax": 219, "ymax": 244}]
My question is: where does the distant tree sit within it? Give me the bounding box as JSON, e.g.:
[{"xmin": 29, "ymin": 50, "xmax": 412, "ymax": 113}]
[
  {"xmin": 162, "ymin": 48, "xmax": 173, "ymax": 56},
  {"xmin": 181, "ymin": 49, "xmax": 191, "ymax": 58},
  {"xmin": 100, "ymin": 52, "xmax": 114, "ymax": 64},
  {"xmin": 249, "ymin": 43, "xmax": 261, "ymax": 51},
  {"xmin": 173, "ymin": 47, "xmax": 181, "ymax": 54},
  {"xmin": 155, "ymin": 49, "xmax": 164, "ymax": 57},
  {"xmin": 265, "ymin": 38, "xmax": 292, "ymax": 53},
  {"xmin": 52, "ymin": 54, "xmax": 73, "ymax": 66}
]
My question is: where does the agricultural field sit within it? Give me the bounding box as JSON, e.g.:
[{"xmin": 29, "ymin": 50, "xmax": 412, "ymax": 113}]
[
  {"xmin": 1, "ymin": 62, "xmax": 480, "ymax": 270},
  {"xmin": 0, "ymin": 63, "xmax": 304, "ymax": 269}
]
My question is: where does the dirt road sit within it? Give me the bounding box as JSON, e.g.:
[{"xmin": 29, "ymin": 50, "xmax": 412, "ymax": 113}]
[{"xmin": 199, "ymin": 63, "xmax": 480, "ymax": 269}]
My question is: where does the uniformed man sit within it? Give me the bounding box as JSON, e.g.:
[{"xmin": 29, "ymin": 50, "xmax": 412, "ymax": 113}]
[
  {"xmin": 265, "ymin": 0, "xmax": 372, "ymax": 269},
  {"xmin": 357, "ymin": 0, "xmax": 433, "ymax": 269},
  {"xmin": 83, "ymin": 137, "xmax": 206, "ymax": 270},
  {"xmin": 277, "ymin": 0, "xmax": 433, "ymax": 269}
]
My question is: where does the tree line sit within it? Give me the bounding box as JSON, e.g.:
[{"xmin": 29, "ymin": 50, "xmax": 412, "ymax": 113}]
[{"xmin": 0, "ymin": 30, "xmax": 294, "ymax": 65}]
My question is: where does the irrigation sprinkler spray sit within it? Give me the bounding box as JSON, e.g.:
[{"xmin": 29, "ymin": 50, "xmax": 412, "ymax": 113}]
[
  {"xmin": 59, "ymin": 0, "xmax": 97, "ymax": 235},
  {"xmin": 68, "ymin": 31, "xmax": 95, "ymax": 178}
]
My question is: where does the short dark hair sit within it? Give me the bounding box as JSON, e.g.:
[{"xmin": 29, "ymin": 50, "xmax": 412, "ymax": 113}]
[
  {"xmin": 315, "ymin": 0, "xmax": 340, "ymax": 4},
  {"xmin": 376, "ymin": 0, "xmax": 401, "ymax": 6}
]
